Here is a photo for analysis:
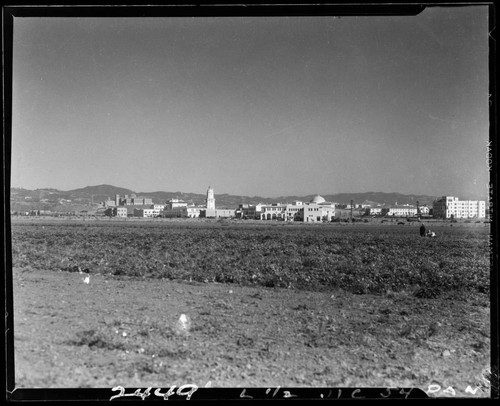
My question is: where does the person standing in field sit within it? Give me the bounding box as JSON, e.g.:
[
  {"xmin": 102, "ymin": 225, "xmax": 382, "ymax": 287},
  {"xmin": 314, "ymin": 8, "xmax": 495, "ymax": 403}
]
[{"xmin": 420, "ymin": 223, "xmax": 426, "ymax": 237}]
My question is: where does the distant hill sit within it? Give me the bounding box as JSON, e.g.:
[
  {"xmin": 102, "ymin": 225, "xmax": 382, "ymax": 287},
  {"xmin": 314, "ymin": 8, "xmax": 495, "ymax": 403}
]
[
  {"xmin": 321, "ymin": 192, "xmax": 439, "ymax": 206},
  {"xmin": 66, "ymin": 185, "xmax": 135, "ymax": 202},
  {"xmin": 10, "ymin": 185, "xmax": 485, "ymax": 213}
]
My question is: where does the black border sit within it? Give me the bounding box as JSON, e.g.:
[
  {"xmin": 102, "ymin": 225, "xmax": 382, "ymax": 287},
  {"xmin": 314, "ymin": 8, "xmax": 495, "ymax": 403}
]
[{"xmin": 3, "ymin": 1, "xmax": 497, "ymax": 402}]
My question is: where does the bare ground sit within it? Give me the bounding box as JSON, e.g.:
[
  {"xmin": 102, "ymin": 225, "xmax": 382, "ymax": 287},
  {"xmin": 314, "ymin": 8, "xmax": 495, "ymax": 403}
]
[{"xmin": 11, "ymin": 266, "xmax": 490, "ymax": 398}]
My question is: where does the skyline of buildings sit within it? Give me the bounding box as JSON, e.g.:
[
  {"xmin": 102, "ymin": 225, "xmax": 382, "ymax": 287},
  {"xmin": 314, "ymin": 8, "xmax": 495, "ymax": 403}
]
[{"xmin": 99, "ymin": 187, "xmax": 487, "ymax": 221}]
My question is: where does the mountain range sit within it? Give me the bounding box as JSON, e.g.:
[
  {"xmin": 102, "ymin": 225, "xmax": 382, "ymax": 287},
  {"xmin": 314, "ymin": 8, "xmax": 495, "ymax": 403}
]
[{"xmin": 9, "ymin": 184, "xmax": 451, "ymax": 212}]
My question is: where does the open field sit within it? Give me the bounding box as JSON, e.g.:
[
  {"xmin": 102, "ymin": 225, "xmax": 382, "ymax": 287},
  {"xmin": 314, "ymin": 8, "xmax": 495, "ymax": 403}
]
[{"xmin": 10, "ymin": 219, "xmax": 491, "ymax": 396}]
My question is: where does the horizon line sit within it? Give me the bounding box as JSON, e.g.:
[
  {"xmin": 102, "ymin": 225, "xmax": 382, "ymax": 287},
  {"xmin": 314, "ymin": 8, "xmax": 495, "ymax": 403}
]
[{"xmin": 10, "ymin": 184, "xmax": 490, "ymax": 200}]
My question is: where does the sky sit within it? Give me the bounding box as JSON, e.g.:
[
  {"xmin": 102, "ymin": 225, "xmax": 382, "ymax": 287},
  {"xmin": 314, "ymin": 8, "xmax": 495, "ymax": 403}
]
[{"xmin": 10, "ymin": 6, "xmax": 490, "ymax": 199}]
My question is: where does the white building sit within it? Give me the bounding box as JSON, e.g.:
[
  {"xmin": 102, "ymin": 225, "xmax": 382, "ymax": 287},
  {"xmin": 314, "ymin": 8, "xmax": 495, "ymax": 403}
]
[
  {"xmin": 260, "ymin": 203, "xmax": 287, "ymax": 220},
  {"xmin": 260, "ymin": 195, "xmax": 335, "ymax": 222},
  {"xmin": 134, "ymin": 208, "xmax": 157, "ymax": 218},
  {"xmin": 165, "ymin": 198, "xmax": 188, "ymax": 210},
  {"xmin": 366, "ymin": 207, "xmax": 384, "ymax": 216},
  {"xmin": 386, "ymin": 205, "xmax": 418, "ymax": 217},
  {"xmin": 418, "ymin": 205, "xmax": 430, "ymax": 215},
  {"xmin": 433, "ymin": 196, "xmax": 486, "ymax": 219},
  {"xmin": 116, "ymin": 207, "xmax": 128, "ymax": 218},
  {"xmin": 187, "ymin": 206, "xmax": 201, "ymax": 218},
  {"xmin": 206, "ymin": 186, "xmax": 215, "ymax": 210},
  {"xmin": 304, "ymin": 195, "xmax": 336, "ymax": 222}
]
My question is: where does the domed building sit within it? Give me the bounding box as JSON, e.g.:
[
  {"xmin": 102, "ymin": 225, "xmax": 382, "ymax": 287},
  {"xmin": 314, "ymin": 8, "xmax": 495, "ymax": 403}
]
[{"xmin": 310, "ymin": 195, "xmax": 326, "ymax": 204}]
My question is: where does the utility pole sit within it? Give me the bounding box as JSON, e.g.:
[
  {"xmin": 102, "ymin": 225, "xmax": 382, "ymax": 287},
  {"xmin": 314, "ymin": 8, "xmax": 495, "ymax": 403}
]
[{"xmin": 350, "ymin": 199, "xmax": 354, "ymax": 222}]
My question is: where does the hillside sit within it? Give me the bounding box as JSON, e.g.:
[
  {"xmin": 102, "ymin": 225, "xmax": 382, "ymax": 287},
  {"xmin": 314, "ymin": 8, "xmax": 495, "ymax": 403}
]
[{"xmin": 10, "ymin": 185, "xmax": 475, "ymax": 213}]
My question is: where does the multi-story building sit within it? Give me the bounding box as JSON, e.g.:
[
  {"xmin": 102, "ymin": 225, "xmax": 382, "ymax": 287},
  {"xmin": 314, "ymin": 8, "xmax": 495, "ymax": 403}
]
[
  {"xmin": 237, "ymin": 204, "xmax": 260, "ymax": 219},
  {"xmin": 116, "ymin": 207, "xmax": 128, "ymax": 218},
  {"xmin": 418, "ymin": 205, "xmax": 430, "ymax": 215},
  {"xmin": 165, "ymin": 198, "xmax": 188, "ymax": 210},
  {"xmin": 132, "ymin": 197, "xmax": 153, "ymax": 205},
  {"xmin": 285, "ymin": 202, "xmax": 304, "ymax": 221},
  {"xmin": 303, "ymin": 195, "xmax": 336, "ymax": 222},
  {"xmin": 134, "ymin": 208, "xmax": 157, "ymax": 218},
  {"xmin": 187, "ymin": 206, "xmax": 201, "ymax": 218},
  {"xmin": 366, "ymin": 207, "xmax": 384, "ymax": 216},
  {"xmin": 384, "ymin": 205, "xmax": 418, "ymax": 217},
  {"xmin": 433, "ymin": 196, "xmax": 486, "ymax": 219},
  {"xmin": 105, "ymin": 206, "xmax": 128, "ymax": 217},
  {"xmin": 258, "ymin": 195, "xmax": 335, "ymax": 222},
  {"xmin": 260, "ymin": 203, "xmax": 287, "ymax": 220},
  {"xmin": 103, "ymin": 197, "xmax": 116, "ymax": 207},
  {"xmin": 115, "ymin": 194, "xmax": 153, "ymax": 206}
]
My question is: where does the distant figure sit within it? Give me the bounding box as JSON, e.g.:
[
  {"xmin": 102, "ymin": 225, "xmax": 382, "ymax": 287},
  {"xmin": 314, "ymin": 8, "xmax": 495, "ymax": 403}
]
[{"xmin": 420, "ymin": 223, "xmax": 426, "ymax": 237}]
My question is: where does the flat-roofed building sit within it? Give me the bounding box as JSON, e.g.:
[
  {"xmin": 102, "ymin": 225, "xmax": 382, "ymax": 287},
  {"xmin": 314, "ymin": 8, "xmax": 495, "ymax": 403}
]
[
  {"xmin": 165, "ymin": 198, "xmax": 188, "ymax": 210},
  {"xmin": 386, "ymin": 205, "xmax": 418, "ymax": 217},
  {"xmin": 187, "ymin": 206, "xmax": 201, "ymax": 218},
  {"xmin": 433, "ymin": 196, "xmax": 486, "ymax": 219},
  {"xmin": 259, "ymin": 195, "xmax": 335, "ymax": 222},
  {"xmin": 163, "ymin": 206, "xmax": 188, "ymax": 218},
  {"xmin": 366, "ymin": 207, "xmax": 384, "ymax": 216},
  {"xmin": 285, "ymin": 202, "xmax": 304, "ymax": 221},
  {"xmin": 134, "ymin": 208, "xmax": 157, "ymax": 218},
  {"xmin": 260, "ymin": 203, "xmax": 287, "ymax": 220}
]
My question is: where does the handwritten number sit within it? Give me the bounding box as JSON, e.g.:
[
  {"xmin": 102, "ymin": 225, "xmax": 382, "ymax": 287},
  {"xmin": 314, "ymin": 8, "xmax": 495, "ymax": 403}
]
[
  {"xmin": 351, "ymin": 389, "xmax": 364, "ymax": 398},
  {"xmin": 442, "ymin": 386, "xmax": 456, "ymax": 397},
  {"xmin": 426, "ymin": 384, "xmax": 441, "ymax": 395},
  {"xmin": 154, "ymin": 388, "xmax": 166, "ymax": 399},
  {"xmin": 154, "ymin": 385, "xmax": 176, "ymax": 400},
  {"xmin": 399, "ymin": 388, "xmax": 414, "ymax": 399},
  {"xmin": 177, "ymin": 384, "xmax": 198, "ymax": 400},
  {"xmin": 240, "ymin": 389, "xmax": 253, "ymax": 399},
  {"xmin": 380, "ymin": 388, "xmax": 393, "ymax": 398},
  {"xmin": 110, "ymin": 386, "xmax": 125, "ymax": 401},
  {"xmin": 165, "ymin": 386, "xmax": 177, "ymax": 399}
]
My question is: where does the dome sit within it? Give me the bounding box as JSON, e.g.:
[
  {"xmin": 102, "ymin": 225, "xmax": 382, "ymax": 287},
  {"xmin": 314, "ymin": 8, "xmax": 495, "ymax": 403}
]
[{"xmin": 310, "ymin": 194, "xmax": 326, "ymax": 204}]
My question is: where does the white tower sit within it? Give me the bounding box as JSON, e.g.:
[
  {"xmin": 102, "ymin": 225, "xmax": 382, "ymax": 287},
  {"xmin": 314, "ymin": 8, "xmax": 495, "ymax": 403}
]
[{"xmin": 206, "ymin": 186, "xmax": 215, "ymax": 210}]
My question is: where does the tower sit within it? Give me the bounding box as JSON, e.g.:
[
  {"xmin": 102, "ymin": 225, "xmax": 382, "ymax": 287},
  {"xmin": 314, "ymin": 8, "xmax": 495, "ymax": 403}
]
[{"xmin": 206, "ymin": 186, "xmax": 215, "ymax": 210}]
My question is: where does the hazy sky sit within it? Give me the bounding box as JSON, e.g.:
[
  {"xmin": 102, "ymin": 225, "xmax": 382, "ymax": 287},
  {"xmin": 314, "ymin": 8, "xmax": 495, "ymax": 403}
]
[{"xmin": 11, "ymin": 6, "xmax": 490, "ymax": 198}]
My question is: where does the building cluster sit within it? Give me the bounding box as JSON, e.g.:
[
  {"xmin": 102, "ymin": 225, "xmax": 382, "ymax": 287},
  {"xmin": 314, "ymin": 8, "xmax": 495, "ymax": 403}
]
[
  {"xmin": 101, "ymin": 188, "xmax": 487, "ymax": 221},
  {"xmin": 363, "ymin": 196, "xmax": 486, "ymax": 219},
  {"xmin": 102, "ymin": 187, "xmax": 336, "ymax": 222},
  {"xmin": 239, "ymin": 195, "xmax": 336, "ymax": 222}
]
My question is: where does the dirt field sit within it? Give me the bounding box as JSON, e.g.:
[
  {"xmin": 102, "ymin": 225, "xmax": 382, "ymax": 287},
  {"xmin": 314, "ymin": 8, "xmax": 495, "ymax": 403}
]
[{"xmin": 10, "ymin": 219, "xmax": 491, "ymax": 398}]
